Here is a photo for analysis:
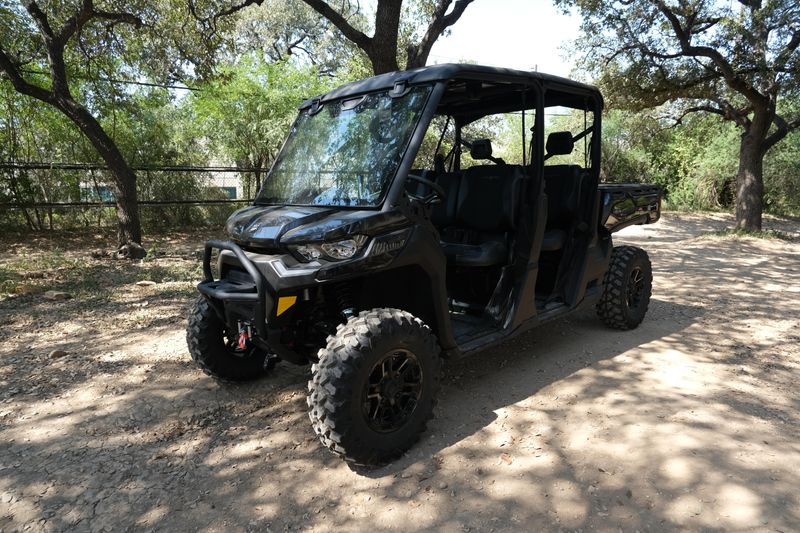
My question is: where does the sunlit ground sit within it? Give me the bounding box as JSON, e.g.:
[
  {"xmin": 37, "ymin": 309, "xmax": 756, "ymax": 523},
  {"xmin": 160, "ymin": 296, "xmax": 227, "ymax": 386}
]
[{"xmin": 1, "ymin": 212, "xmax": 798, "ymax": 532}]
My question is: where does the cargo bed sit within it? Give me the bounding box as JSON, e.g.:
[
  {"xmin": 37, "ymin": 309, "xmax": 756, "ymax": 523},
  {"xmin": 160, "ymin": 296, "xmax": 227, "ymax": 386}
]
[{"xmin": 599, "ymin": 183, "xmax": 662, "ymax": 233}]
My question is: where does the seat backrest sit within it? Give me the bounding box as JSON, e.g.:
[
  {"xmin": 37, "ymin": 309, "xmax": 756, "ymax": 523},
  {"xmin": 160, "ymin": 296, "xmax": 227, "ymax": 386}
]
[
  {"xmin": 455, "ymin": 165, "xmax": 523, "ymax": 232},
  {"xmin": 543, "ymin": 164, "xmax": 583, "ymax": 227},
  {"xmin": 430, "ymin": 172, "xmax": 462, "ymax": 227}
]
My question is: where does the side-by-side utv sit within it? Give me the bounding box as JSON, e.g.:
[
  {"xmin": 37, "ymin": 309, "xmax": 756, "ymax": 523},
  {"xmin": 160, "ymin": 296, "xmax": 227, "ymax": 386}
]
[{"xmin": 186, "ymin": 64, "xmax": 662, "ymax": 466}]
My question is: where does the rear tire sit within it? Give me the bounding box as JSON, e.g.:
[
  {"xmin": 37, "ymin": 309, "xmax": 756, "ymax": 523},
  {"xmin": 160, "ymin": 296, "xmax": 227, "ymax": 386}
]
[
  {"xmin": 307, "ymin": 309, "xmax": 441, "ymax": 466},
  {"xmin": 186, "ymin": 297, "xmax": 274, "ymax": 382},
  {"xmin": 597, "ymin": 246, "xmax": 652, "ymax": 330}
]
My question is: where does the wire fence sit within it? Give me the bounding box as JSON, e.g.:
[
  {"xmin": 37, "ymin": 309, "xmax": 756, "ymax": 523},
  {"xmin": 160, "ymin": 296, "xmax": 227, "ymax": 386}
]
[{"xmin": 0, "ymin": 162, "xmax": 267, "ymax": 231}]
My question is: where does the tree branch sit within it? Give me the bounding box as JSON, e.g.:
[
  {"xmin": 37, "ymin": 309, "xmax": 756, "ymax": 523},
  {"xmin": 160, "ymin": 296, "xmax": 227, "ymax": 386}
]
[
  {"xmin": 670, "ymin": 104, "xmax": 726, "ymax": 126},
  {"xmin": 713, "ymin": 98, "xmax": 753, "ymax": 128},
  {"xmin": 764, "ymin": 113, "xmax": 800, "ymax": 150},
  {"xmin": 21, "ymin": 1, "xmax": 55, "ymax": 42},
  {"xmin": 407, "ymin": 0, "xmax": 475, "ymax": 68},
  {"xmin": 773, "ymin": 29, "xmax": 800, "ymax": 73},
  {"xmin": 0, "ymin": 46, "xmax": 53, "ymax": 103},
  {"xmin": 287, "ymin": 34, "xmax": 309, "ymax": 55},
  {"xmin": 213, "ymin": 0, "xmax": 265, "ymax": 20},
  {"xmin": 57, "ymin": 0, "xmax": 94, "ymax": 44},
  {"xmin": 692, "ymin": 17, "xmax": 722, "ymax": 34},
  {"xmin": 300, "ymin": 0, "xmax": 372, "ymax": 51},
  {"xmin": 655, "ymin": 1, "xmax": 766, "ymax": 105},
  {"xmin": 22, "ymin": 1, "xmax": 72, "ymax": 96},
  {"xmin": 93, "ymin": 9, "xmax": 144, "ymax": 29},
  {"xmin": 20, "ymin": 0, "xmax": 146, "ymax": 98}
]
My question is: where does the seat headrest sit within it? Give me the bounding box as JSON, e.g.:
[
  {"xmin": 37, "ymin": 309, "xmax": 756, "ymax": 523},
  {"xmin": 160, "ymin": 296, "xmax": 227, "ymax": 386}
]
[
  {"xmin": 546, "ymin": 131, "xmax": 574, "ymax": 156},
  {"xmin": 470, "ymin": 139, "xmax": 493, "ymax": 160}
]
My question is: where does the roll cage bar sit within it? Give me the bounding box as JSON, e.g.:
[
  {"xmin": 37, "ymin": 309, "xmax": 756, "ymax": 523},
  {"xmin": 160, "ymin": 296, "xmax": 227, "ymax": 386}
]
[{"xmin": 295, "ymin": 63, "xmax": 604, "ymax": 212}]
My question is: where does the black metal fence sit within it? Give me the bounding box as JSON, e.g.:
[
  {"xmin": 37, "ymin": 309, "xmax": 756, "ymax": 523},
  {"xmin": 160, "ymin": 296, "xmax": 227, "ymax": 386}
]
[{"xmin": 0, "ymin": 162, "xmax": 267, "ymax": 231}]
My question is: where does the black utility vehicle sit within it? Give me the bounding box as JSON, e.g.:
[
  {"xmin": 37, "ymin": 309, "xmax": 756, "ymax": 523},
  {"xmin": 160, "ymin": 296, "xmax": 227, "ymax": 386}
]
[{"xmin": 187, "ymin": 64, "xmax": 662, "ymax": 465}]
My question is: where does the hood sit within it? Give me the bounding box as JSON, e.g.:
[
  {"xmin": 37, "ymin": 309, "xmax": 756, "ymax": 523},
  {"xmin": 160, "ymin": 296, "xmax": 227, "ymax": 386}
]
[{"xmin": 226, "ymin": 205, "xmax": 410, "ymax": 249}]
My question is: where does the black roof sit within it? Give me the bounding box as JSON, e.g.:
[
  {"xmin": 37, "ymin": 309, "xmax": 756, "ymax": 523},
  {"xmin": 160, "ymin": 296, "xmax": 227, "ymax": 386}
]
[{"xmin": 300, "ymin": 63, "xmax": 602, "ymax": 110}]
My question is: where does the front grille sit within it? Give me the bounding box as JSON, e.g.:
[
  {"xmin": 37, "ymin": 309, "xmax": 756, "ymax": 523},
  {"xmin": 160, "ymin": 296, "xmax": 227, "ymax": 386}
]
[
  {"xmin": 239, "ymin": 243, "xmax": 283, "ymax": 255},
  {"xmin": 226, "ymin": 268, "xmax": 254, "ymax": 284}
]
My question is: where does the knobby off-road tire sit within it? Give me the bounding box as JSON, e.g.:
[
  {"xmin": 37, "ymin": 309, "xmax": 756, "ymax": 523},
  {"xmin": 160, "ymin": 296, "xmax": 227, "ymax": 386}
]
[
  {"xmin": 307, "ymin": 309, "xmax": 442, "ymax": 466},
  {"xmin": 186, "ymin": 297, "xmax": 274, "ymax": 382},
  {"xmin": 597, "ymin": 245, "xmax": 653, "ymax": 330}
]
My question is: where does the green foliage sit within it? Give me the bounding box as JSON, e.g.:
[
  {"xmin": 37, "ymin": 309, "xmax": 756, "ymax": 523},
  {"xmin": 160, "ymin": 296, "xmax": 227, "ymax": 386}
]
[
  {"xmin": 556, "ymin": 0, "xmax": 800, "ymax": 113},
  {"xmin": 556, "ymin": 0, "xmax": 799, "ymax": 229},
  {"xmin": 233, "ymin": 0, "xmax": 365, "ymax": 77},
  {"xmin": 2, "ymin": 0, "xmax": 797, "ymax": 238},
  {"xmin": 488, "ymin": 107, "xmax": 800, "ymax": 214},
  {"xmin": 1, "ymin": 75, "xmax": 212, "ymax": 230},
  {"xmin": 764, "ymin": 125, "xmax": 800, "ymax": 215},
  {"xmin": 636, "ymin": 114, "xmax": 800, "ymax": 214},
  {"xmin": 1, "ymin": 52, "xmax": 336, "ymax": 233},
  {"xmin": 612, "ymin": 112, "xmax": 799, "ymax": 213},
  {"xmin": 188, "ymin": 56, "xmax": 331, "ymax": 198}
]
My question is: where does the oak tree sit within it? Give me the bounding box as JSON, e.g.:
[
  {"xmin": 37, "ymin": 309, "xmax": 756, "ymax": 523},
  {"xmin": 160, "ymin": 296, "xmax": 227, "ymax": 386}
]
[
  {"xmin": 0, "ymin": 0, "xmax": 246, "ymax": 252},
  {"xmin": 559, "ymin": 0, "xmax": 800, "ymax": 230},
  {"xmin": 298, "ymin": 0, "xmax": 477, "ymax": 75}
]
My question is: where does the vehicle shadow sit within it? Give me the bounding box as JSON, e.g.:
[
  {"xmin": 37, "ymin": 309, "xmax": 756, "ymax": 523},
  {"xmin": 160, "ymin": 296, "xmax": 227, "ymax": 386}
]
[
  {"xmin": 0, "ymin": 296, "xmax": 701, "ymax": 532},
  {"xmin": 359, "ymin": 297, "xmax": 704, "ymax": 477}
]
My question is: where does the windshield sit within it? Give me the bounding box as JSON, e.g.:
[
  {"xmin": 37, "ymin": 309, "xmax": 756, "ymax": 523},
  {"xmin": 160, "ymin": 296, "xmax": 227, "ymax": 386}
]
[{"xmin": 256, "ymin": 85, "xmax": 432, "ymax": 207}]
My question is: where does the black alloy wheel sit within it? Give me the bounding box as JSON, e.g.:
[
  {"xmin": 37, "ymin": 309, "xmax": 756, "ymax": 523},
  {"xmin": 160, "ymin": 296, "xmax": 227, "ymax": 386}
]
[
  {"xmin": 307, "ymin": 308, "xmax": 441, "ymax": 466},
  {"xmin": 363, "ymin": 349, "xmax": 424, "ymax": 433},
  {"xmin": 597, "ymin": 245, "xmax": 653, "ymax": 330}
]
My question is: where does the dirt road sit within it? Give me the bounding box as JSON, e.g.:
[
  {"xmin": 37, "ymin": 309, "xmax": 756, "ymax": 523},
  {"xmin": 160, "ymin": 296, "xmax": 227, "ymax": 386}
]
[{"xmin": 1, "ymin": 213, "xmax": 799, "ymax": 532}]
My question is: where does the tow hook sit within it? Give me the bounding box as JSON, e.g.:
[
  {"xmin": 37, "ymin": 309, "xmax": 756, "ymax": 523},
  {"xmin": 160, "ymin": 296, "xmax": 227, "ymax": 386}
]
[{"xmin": 237, "ymin": 322, "xmax": 252, "ymax": 350}]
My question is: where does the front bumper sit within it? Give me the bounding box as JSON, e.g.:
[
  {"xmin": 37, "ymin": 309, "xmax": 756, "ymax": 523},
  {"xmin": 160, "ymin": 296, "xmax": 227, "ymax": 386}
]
[
  {"xmin": 197, "ymin": 240, "xmax": 314, "ymax": 363},
  {"xmin": 198, "ymin": 240, "xmax": 272, "ymax": 335},
  {"xmin": 196, "ymin": 230, "xmax": 414, "ymax": 362}
]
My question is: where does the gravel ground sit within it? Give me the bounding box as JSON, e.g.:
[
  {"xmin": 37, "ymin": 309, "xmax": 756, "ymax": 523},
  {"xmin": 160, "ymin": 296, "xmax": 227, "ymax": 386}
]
[{"xmin": 0, "ymin": 213, "xmax": 799, "ymax": 532}]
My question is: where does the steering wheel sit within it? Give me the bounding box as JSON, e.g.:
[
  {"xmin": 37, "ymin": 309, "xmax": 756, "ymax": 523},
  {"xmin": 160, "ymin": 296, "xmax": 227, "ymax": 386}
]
[{"xmin": 407, "ymin": 172, "xmax": 446, "ymax": 205}]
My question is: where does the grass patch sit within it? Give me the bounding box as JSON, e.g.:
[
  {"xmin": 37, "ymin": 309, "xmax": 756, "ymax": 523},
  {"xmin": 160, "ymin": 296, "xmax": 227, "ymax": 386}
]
[
  {"xmin": 0, "ymin": 252, "xmax": 202, "ymax": 303},
  {"xmin": 698, "ymin": 228, "xmax": 798, "ymax": 242},
  {"xmin": 0, "ymin": 265, "xmax": 22, "ymax": 293}
]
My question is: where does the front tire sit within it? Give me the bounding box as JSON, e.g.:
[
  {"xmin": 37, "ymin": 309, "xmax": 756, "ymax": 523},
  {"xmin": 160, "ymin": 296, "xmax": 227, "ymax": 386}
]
[
  {"xmin": 597, "ymin": 246, "xmax": 653, "ymax": 330},
  {"xmin": 186, "ymin": 297, "xmax": 274, "ymax": 382},
  {"xmin": 307, "ymin": 309, "xmax": 441, "ymax": 466}
]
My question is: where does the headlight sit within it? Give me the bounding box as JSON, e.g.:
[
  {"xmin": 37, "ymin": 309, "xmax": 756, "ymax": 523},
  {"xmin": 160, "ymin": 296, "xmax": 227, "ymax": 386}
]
[
  {"xmin": 294, "ymin": 244, "xmax": 324, "ymax": 261},
  {"xmin": 321, "ymin": 238, "xmax": 362, "ymax": 259},
  {"xmin": 292, "ymin": 235, "xmax": 368, "ymax": 262}
]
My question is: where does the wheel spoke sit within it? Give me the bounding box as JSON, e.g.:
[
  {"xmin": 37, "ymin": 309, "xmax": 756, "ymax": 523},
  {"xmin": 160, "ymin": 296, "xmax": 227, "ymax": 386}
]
[
  {"xmin": 370, "ymin": 401, "xmax": 383, "ymax": 421},
  {"xmin": 362, "ymin": 348, "xmax": 424, "ymax": 433},
  {"xmin": 396, "ymin": 357, "xmax": 410, "ymax": 373},
  {"xmin": 625, "ymin": 267, "xmax": 646, "ymax": 308}
]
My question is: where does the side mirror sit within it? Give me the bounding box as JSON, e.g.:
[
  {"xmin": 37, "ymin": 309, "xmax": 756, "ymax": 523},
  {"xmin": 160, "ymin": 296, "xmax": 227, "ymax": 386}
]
[{"xmin": 545, "ymin": 131, "xmax": 574, "ymax": 157}]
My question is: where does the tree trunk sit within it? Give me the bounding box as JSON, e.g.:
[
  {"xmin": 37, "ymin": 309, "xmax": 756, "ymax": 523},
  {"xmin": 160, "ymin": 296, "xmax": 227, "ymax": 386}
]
[
  {"xmin": 369, "ymin": 0, "xmax": 402, "ymax": 74},
  {"xmin": 6, "ymin": 169, "xmax": 36, "ymax": 230},
  {"xmin": 369, "ymin": 50, "xmax": 400, "ymax": 74},
  {"xmin": 57, "ymin": 97, "xmax": 143, "ymax": 246},
  {"xmin": 253, "ymin": 167, "xmax": 262, "ymax": 200},
  {"xmin": 734, "ymin": 131, "xmax": 766, "ymax": 231}
]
